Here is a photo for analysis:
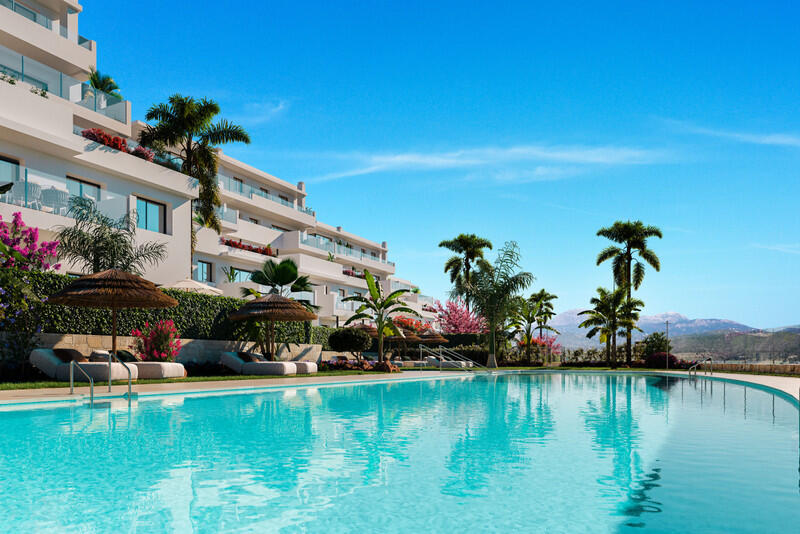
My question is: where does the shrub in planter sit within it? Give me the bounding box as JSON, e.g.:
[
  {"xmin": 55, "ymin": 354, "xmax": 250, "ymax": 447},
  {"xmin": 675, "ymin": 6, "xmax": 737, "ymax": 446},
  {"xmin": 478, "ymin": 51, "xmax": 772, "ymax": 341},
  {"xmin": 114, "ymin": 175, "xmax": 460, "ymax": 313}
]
[
  {"xmin": 131, "ymin": 320, "xmax": 182, "ymax": 361},
  {"xmin": 130, "ymin": 145, "xmax": 155, "ymax": 162},
  {"xmin": 328, "ymin": 328, "xmax": 372, "ymax": 360}
]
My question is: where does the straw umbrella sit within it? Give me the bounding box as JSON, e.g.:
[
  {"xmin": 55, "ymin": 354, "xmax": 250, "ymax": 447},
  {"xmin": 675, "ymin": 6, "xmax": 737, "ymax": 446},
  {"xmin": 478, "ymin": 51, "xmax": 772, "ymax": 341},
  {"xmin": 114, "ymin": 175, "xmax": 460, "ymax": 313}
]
[
  {"xmin": 350, "ymin": 322, "xmax": 379, "ymax": 338},
  {"xmin": 419, "ymin": 331, "xmax": 448, "ymax": 345},
  {"xmin": 229, "ymin": 294, "xmax": 317, "ymax": 360},
  {"xmin": 385, "ymin": 328, "xmax": 422, "ymax": 360},
  {"xmin": 162, "ymin": 278, "xmax": 223, "ymax": 295},
  {"xmin": 47, "ymin": 269, "xmax": 178, "ymax": 390}
]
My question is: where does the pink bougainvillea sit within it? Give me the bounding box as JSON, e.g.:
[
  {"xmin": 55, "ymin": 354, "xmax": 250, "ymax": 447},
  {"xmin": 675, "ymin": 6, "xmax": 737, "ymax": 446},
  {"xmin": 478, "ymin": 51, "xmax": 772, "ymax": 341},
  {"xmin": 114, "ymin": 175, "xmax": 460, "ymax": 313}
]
[
  {"xmin": 435, "ymin": 299, "xmax": 488, "ymax": 334},
  {"xmin": 131, "ymin": 320, "xmax": 182, "ymax": 362},
  {"xmin": 518, "ymin": 335, "xmax": 562, "ymax": 356},
  {"xmin": 0, "ymin": 212, "xmax": 59, "ymax": 271}
]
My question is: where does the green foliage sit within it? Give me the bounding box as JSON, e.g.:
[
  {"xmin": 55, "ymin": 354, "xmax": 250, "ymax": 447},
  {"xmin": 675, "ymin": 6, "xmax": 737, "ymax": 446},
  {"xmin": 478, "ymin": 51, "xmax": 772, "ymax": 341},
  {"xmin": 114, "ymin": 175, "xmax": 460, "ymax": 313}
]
[
  {"xmin": 89, "ymin": 67, "xmax": 121, "ymax": 97},
  {"xmin": 439, "ymin": 233, "xmax": 493, "ymax": 305},
  {"xmin": 328, "ymin": 328, "xmax": 372, "ymax": 358},
  {"xmin": 56, "ymin": 197, "xmax": 167, "ymax": 275},
  {"xmin": 7, "ymin": 270, "xmax": 332, "ymax": 345},
  {"xmin": 641, "ymin": 332, "xmax": 672, "ymax": 357}
]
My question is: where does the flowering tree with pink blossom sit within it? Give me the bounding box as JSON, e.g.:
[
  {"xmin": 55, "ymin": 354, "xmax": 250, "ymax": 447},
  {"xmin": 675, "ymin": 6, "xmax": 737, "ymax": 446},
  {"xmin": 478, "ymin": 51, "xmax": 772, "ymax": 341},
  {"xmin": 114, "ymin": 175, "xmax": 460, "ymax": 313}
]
[
  {"xmin": 435, "ymin": 299, "xmax": 488, "ymax": 334},
  {"xmin": 518, "ymin": 335, "xmax": 562, "ymax": 361},
  {"xmin": 0, "ymin": 212, "xmax": 59, "ymax": 271}
]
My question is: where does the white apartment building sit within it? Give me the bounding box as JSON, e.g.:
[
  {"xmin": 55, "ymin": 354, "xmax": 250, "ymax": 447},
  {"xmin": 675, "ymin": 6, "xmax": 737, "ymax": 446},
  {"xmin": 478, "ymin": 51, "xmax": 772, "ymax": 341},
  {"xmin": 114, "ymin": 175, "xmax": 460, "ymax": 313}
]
[{"xmin": 0, "ymin": 0, "xmax": 438, "ymax": 327}]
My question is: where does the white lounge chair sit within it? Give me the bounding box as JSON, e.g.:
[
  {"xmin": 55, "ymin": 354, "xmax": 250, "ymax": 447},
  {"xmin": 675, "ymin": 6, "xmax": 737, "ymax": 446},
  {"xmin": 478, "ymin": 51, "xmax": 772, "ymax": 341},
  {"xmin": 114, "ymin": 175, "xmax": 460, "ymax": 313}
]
[
  {"xmin": 220, "ymin": 352, "xmax": 298, "ymax": 376},
  {"xmin": 30, "ymin": 348, "xmax": 139, "ymax": 382},
  {"xmin": 90, "ymin": 350, "xmax": 186, "ymax": 379}
]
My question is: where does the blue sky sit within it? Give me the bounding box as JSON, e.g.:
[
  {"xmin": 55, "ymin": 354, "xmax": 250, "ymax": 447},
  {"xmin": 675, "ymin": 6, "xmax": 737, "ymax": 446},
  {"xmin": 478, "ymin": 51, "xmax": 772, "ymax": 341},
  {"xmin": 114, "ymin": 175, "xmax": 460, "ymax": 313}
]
[{"xmin": 81, "ymin": 0, "xmax": 799, "ymax": 328}]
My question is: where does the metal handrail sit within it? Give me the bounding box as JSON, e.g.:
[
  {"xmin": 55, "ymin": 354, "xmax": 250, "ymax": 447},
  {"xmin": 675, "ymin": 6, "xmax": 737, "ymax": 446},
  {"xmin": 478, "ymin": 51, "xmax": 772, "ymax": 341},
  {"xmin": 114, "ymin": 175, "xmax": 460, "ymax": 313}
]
[
  {"xmin": 438, "ymin": 346, "xmax": 492, "ymax": 373},
  {"xmin": 688, "ymin": 357, "xmax": 713, "ymax": 376},
  {"xmin": 69, "ymin": 360, "xmax": 94, "ymax": 403},
  {"xmin": 418, "ymin": 345, "xmax": 492, "ymax": 373},
  {"xmin": 107, "ymin": 352, "xmax": 133, "ymax": 398}
]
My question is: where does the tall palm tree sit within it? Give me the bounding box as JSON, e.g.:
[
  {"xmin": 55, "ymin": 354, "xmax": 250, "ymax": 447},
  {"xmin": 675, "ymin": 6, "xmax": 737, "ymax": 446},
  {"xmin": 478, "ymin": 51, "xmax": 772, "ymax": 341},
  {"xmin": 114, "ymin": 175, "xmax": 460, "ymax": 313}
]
[
  {"xmin": 578, "ymin": 287, "xmax": 643, "ymax": 368},
  {"xmin": 596, "ymin": 220, "xmax": 662, "ymax": 366},
  {"xmin": 139, "ymin": 95, "xmax": 250, "ymax": 233},
  {"xmin": 56, "ymin": 197, "xmax": 167, "ymax": 275},
  {"xmin": 88, "ymin": 67, "xmax": 121, "ymax": 97},
  {"xmin": 508, "ymin": 296, "xmax": 541, "ymax": 363},
  {"xmin": 531, "ymin": 288, "xmax": 559, "ymax": 338},
  {"xmin": 470, "ymin": 242, "xmax": 533, "ymax": 368},
  {"xmin": 241, "ymin": 258, "xmax": 315, "ymax": 308},
  {"xmin": 343, "ymin": 271, "xmax": 419, "ymax": 362},
  {"xmin": 439, "ymin": 234, "xmax": 492, "ymax": 308}
]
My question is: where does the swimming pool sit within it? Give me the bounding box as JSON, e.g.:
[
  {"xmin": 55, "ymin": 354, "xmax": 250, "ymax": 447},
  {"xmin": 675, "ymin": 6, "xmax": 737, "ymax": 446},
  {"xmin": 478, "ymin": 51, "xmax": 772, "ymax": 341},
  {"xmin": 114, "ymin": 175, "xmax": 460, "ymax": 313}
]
[{"xmin": 0, "ymin": 373, "xmax": 797, "ymax": 533}]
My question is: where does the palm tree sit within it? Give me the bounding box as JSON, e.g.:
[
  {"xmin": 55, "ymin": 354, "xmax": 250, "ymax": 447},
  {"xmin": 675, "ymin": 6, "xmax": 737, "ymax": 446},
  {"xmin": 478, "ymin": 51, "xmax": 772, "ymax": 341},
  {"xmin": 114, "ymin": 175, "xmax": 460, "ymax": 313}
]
[
  {"xmin": 530, "ymin": 288, "xmax": 558, "ymax": 335},
  {"xmin": 139, "ymin": 95, "xmax": 250, "ymax": 232},
  {"xmin": 439, "ymin": 234, "xmax": 492, "ymax": 308},
  {"xmin": 241, "ymin": 258, "xmax": 315, "ymax": 308},
  {"xmin": 343, "ymin": 270, "xmax": 419, "ymax": 362},
  {"xmin": 89, "ymin": 67, "xmax": 121, "ymax": 97},
  {"xmin": 470, "ymin": 242, "xmax": 533, "ymax": 368},
  {"xmin": 578, "ymin": 287, "xmax": 643, "ymax": 368},
  {"xmin": 596, "ymin": 220, "xmax": 662, "ymax": 366},
  {"xmin": 508, "ymin": 296, "xmax": 541, "ymax": 363},
  {"xmin": 56, "ymin": 197, "xmax": 167, "ymax": 275}
]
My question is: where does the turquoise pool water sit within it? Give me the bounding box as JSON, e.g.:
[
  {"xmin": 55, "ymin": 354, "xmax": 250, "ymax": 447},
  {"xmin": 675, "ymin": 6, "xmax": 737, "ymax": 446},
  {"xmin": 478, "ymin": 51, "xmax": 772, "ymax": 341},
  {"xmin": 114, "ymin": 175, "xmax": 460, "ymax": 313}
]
[{"xmin": 0, "ymin": 373, "xmax": 798, "ymax": 533}]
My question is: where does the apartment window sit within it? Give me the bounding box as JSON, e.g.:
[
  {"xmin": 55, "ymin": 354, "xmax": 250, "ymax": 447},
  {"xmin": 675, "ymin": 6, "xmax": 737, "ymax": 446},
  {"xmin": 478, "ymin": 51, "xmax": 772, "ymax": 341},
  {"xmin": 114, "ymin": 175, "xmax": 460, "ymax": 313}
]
[
  {"xmin": 279, "ymin": 194, "xmax": 290, "ymax": 205},
  {"xmin": 249, "ymin": 217, "xmax": 259, "ymax": 225},
  {"xmin": 260, "ymin": 187, "xmax": 269, "ymax": 196},
  {"xmin": 66, "ymin": 177, "xmax": 100, "ymax": 202},
  {"xmin": 196, "ymin": 261, "xmax": 213, "ymax": 282},
  {"xmin": 338, "ymin": 289, "xmax": 346, "ymax": 298},
  {"xmin": 13, "ymin": 2, "xmax": 38, "ymax": 23},
  {"xmin": 0, "ymin": 155, "xmax": 20, "ymax": 183},
  {"xmin": 361, "ymin": 248, "xmax": 366, "ymax": 254},
  {"xmin": 231, "ymin": 268, "xmax": 251, "ymax": 283},
  {"xmin": 136, "ymin": 197, "xmax": 166, "ymax": 233},
  {"xmin": 232, "ymin": 177, "xmax": 244, "ymax": 194},
  {"xmin": 272, "ymin": 225, "xmax": 290, "ymax": 232}
]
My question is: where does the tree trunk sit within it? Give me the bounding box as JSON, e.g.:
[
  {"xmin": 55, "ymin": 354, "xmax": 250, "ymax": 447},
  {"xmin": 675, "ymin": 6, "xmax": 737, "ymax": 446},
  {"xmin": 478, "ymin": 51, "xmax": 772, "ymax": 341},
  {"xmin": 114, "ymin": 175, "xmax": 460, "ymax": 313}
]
[
  {"xmin": 625, "ymin": 251, "xmax": 632, "ymax": 366},
  {"xmin": 487, "ymin": 326, "xmax": 498, "ymax": 368},
  {"xmin": 611, "ymin": 325, "xmax": 618, "ymax": 369},
  {"xmin": 378, "ymin": 334, "xmax": 385, "ymax": 361},
  {"xmin": 606, "ymin": 336, "xmax": 611, "ymax": 366}
]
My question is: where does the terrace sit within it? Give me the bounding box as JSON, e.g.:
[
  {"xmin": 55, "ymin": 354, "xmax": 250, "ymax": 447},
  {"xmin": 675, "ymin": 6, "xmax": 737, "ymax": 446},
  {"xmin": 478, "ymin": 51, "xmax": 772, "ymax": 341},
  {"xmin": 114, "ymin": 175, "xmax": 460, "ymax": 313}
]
[{"xmin": 0, "ymin": 0, "xmax": 92, "ymax": 49}]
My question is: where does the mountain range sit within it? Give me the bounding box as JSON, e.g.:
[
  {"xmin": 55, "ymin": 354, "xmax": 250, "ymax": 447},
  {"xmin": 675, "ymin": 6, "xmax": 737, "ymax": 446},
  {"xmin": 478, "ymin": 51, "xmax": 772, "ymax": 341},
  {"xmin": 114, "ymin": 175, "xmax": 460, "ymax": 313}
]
[{"xmin": 550, "ymin": 310, "xmax": 756, "ymax": 349}]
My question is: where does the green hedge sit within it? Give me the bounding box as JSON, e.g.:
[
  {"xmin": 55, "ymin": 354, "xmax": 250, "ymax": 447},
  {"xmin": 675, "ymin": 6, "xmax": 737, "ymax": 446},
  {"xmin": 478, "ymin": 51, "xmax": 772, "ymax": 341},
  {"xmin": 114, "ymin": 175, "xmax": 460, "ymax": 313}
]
[{"xmin": 19, "ymin": 271, "xmax": 332, "ymax": 347}]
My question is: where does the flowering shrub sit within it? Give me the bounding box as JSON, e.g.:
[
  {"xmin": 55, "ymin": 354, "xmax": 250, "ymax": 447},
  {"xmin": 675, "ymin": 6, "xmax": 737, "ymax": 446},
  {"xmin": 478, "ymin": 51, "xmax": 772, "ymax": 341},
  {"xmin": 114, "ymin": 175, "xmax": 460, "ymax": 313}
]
[
  {"xmin": 394, "ymin": 315, "xmax": 432, "ymax": 334},
  {"xmin": 435, "ymin": 299, "xmax": 488, "ymax": 333},
  {"xmin": 0, "ymin": 212, "xmax": 59, "ymax": 271},
  {"xmin": 518, "ymin": 335, "xmax": 562, "ymax": 356},
  {"xmin": 342, "ymin": 269, "xmax": 366, "ymax": 279},
  {"xmin": 220, "ymin": 237, "xmax": 276, "ymax": 257},
  {"xmin": 81, "ymin": 128, "xmax": 133, "ymax": 154},
  {"xmin": 131, "ymin": 320, "xmax": 182, "ymax": 362},
  {"xmin": 130, "ymin": 145, "xmax": 155, "ymax": 162}
]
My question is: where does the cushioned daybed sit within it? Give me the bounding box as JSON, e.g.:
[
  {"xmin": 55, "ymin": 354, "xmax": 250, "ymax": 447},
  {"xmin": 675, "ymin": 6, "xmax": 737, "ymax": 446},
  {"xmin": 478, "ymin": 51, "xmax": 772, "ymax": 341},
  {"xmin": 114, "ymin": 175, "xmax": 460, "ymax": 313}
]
[
  {"xmin": 221, "ymin": 352, "xmax": 317, "ymax": 375},
  {"xmin": 30, "ymin": 348, "xmax": 139, "ymax": 382},
  {"xmin": 90, "ymin": 350, "xmax": 186, "ymax": 379}
]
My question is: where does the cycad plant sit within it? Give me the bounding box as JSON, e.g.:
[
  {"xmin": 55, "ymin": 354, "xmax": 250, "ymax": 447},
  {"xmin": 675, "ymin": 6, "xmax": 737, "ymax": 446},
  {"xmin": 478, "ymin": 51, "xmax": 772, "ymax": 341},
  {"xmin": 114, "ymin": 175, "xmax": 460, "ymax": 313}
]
[
  {"xmin": 578, "ymin": 286, "xmax": 643, "ymax": 368},
  {"xmin": 343, "ymin": 270, "xmax": 419, "ymax": 362},
  {"xmin": 439, "ymin": 233, "xmax": 493, "ymax": 308},
  {"xmin": 470, "ymin": 242, "xmax": 533, "ymax": 368},
  {"xmin": 56, "ymin": 197, "xmax": 167, "ymax": 275},
  {"xmin": 242, "ymin": 258, "xmax": 315, "ymax": 308},
  {"xmin": 596, "ymin": 220, "xmax": 662, "ymax": 365},
  {"xmin": 139, "ymin": 95, "xmax": 250, "ymax": 232}
]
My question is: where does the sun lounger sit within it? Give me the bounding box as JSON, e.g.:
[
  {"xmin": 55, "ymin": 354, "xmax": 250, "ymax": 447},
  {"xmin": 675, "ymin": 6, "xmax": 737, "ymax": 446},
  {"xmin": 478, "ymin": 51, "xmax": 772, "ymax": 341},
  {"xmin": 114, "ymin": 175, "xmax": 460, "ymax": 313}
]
[
  {"xmin": 30, "ymin": 348, "xmax": 139, "ymax": 382},
  {"xmin": 90, "ymin": 350, "xmax": 186, "ymax": 379},
  {"xmin": 220, "ymin": 352, "xmax": 298, "ymax": 375}
]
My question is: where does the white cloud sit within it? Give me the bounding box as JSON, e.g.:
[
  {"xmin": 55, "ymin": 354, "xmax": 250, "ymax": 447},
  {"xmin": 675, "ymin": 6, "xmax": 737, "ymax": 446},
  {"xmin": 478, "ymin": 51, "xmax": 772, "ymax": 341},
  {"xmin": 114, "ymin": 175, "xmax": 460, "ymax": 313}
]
[
  {"xmin": 752, "ymin": 243, "xmax": 800, "ymax": 255},
  {"xmin": 667, "ymin": 119, "xmax": 800, "ymax": 148},
  {"xmin": 308, "ymin": 143, "xmax": 668, "ymax": 183},
  {"xmin": 234, "ymin": 100, "xmax": 289, "ymax": 125}
]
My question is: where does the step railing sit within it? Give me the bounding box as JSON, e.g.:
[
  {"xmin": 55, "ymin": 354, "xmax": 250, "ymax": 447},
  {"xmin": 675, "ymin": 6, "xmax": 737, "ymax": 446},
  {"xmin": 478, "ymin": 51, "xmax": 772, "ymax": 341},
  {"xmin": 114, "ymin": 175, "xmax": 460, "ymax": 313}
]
[
  {"xmin": 418, "ymin": 345, "xmax": 492, "ymax": 373},
  {"xmin": 688, "ymin": 357, "xmax": 713, "ymax": 377},
  {"xmin": 69, "ymin": 361, "xmax": 94, "ymax": 403},
  {"xmin": 107, "ymin": 352, "xmax": 133, "ymax": 398}
]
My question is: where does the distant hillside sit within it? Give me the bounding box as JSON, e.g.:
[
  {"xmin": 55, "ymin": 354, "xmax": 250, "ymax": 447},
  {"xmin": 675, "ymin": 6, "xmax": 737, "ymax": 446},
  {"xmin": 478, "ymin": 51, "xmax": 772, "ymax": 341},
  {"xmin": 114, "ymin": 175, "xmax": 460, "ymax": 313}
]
[
  {"xmin": 551, "ymin": 309, "xmax": 755, "ymax": 349},
  {"xmin": 671, "ymin": 330, "xmax": 800, "ymax": 361}
]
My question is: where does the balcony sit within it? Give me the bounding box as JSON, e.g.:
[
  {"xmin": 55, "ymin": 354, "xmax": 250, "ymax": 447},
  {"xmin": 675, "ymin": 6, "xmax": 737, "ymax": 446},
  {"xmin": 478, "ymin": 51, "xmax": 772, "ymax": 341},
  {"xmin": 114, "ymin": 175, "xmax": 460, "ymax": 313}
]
[
  {"xmin": 0, "ymin": 44, "xmax": 127, "ymax": 123},
  {"xmin": 0, "ymin": 159, "xmax": 128, "ymax": 219},
  {"xmin": 218, "ymin": 174, "xmax": 313, "ymax": 216},
  {"xmin": 0, "ymin": 0, "xmax": 92, "ymax": 49},
  {"xmin": 301, "ymin": 234, "xmax": 394, "ymax": 265}
]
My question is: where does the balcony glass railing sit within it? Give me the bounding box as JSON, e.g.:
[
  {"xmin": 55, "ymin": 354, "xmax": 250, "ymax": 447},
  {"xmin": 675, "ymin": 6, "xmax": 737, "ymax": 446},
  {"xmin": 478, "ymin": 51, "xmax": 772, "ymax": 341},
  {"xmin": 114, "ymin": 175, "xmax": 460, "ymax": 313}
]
[
  {"xmin": 0, "ymin": 44, "xmax": 127, "ymax": 123},
  {"xmin": 0, "ymin": 160, "xmax": 128, "ymax": 220},
  {"xmin": 391, "ymin": 281, "xmax": 415, "ymax": 292},
  {"xmin": 300, "ymin": 234, "xmax": 394, "ymax": 265},
  {"xmin": 418, "ymin": 295, "xmax": 437, "ymax": 307},
  {"xmin": 335, "ymin": 297, "xmax": 358, "ymax": 312},
  {"xmin": 218, "ymin": 175, "xmax": 313, "ymax": 216},
  {"xmin": 0, "ymin": 1, "xmax": 92, "ymax": 49}
]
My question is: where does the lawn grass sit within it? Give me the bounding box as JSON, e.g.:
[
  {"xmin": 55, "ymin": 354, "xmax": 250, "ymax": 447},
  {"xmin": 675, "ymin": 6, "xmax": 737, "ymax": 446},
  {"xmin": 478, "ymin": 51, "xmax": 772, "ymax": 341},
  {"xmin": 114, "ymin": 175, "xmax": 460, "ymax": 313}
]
[{"xmin": 0, "ymin": 370, "xmax": 390, "ymax": 391}]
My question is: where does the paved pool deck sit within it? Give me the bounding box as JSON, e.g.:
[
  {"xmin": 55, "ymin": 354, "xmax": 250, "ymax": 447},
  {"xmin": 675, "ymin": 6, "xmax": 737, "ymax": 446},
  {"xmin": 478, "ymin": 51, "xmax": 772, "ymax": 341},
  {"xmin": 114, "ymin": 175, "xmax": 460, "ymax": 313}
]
[{"xmin": 0, "ymin": 369, "xmax": 798, "ymax": 406}]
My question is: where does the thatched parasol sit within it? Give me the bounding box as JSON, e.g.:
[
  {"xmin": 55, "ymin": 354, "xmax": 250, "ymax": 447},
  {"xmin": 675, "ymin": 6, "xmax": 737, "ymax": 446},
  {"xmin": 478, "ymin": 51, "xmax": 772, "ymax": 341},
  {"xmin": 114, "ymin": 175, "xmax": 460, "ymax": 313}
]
[
  {"xmin": 47, "ymin": 269, "xmax": 178, "ymax": 390},
  {"xmin": 386, "ymin": 328, "xmax": 422, "ymax": 344},
  {"xmin": 229, "ymin": 294, "xmax": 317, "ymax": 360},
  {"xmin": 419, "ymin": 331, "xmax": 448, "ymax": 345}
]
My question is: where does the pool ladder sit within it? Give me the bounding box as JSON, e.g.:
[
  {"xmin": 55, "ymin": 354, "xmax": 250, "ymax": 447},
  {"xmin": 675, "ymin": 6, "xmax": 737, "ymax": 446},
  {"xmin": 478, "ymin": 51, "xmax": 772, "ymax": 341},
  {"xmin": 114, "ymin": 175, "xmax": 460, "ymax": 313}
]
[
  {"xmin": 688, "ymin": 358, "xmax": 713, "ymax": 377},
  {"xmin": 69, "ymin": 360, "xmax": 94, "ymax": 403},
  {"xmin": 419, "ymin": 345, "xmax": 493, "ymax": 373}
]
